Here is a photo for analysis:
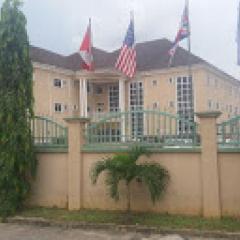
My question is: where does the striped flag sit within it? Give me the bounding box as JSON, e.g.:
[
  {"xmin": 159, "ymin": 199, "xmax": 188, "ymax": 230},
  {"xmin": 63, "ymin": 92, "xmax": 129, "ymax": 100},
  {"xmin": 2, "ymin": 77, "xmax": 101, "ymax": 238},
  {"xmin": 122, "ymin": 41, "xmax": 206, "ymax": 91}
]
[
  {"xmin": 115, "ymin": 16, "xmax": 136, "ymax": 78},
  {"xmin": 168, "ymin": 0, "xmax": 190, "ymax": 66}
]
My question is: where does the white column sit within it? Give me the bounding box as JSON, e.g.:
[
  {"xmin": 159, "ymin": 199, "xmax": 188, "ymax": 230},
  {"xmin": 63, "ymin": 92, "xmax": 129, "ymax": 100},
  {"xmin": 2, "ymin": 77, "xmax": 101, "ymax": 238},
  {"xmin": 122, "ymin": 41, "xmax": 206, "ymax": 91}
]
[
  {"xmin": 79, "ymin": 79, "xmax": 83, "ymax": 117},
  {"xmin": 119, "ymin": 79, "xmax": 125, "ymax": 112},
  {"xmin": 83, "ymin": 79, "xmax": 88, "ymax": 117},
  {"xmin": 119, "ymin": 78, "xmax": 126, "ymax": 141},
  {"xmin": 79, "ymin": 78, "xmax": 88, "ymax": 118}
]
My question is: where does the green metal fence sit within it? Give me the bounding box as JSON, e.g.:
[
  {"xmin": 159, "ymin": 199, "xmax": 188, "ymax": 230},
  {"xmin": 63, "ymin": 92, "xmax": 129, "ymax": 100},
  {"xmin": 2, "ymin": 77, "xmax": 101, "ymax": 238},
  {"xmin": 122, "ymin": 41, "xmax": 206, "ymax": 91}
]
[
  {"xmin": 85, "ymin": 110, "xmax": 199, "ymax": 148},
  {"xmin": 218, "ymin": 116, "xmax": 240, "ymax": 147},
  {"xmin": 31, "ymin": 116, "xmax": 68, "ymax": 147}
]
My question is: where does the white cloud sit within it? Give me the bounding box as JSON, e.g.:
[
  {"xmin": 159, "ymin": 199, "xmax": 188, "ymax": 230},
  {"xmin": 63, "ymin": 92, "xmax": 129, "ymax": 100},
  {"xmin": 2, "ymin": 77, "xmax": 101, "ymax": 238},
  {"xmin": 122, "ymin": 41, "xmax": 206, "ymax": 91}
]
[{"xmin": 0, "ymin": 0, "xmax": 239, "ymax": 78}]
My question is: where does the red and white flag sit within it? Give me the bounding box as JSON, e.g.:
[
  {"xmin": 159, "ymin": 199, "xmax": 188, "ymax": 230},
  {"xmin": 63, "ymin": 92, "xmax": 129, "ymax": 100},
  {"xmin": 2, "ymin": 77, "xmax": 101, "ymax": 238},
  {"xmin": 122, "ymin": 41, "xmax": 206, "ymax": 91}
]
[{"xmin": 79, "ymin": 19, "xmax": 94, "ymax": 71}]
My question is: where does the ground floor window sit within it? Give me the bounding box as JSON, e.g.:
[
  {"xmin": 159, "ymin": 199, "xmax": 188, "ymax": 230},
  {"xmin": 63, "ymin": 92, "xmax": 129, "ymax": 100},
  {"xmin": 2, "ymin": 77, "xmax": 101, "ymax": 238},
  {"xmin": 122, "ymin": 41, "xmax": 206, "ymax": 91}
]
[
  {"xmin": 177, "ymin": 76, "xmax": 194, "ymax": 133},
  {"xmin": 130, "ymin": 81, "xmax": 144, "ymax": 137}
]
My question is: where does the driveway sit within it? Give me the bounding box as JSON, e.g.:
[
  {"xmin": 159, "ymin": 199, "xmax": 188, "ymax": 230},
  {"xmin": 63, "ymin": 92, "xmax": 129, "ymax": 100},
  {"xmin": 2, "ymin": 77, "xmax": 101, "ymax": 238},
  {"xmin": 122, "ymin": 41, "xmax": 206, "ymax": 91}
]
[{"xmin": 0, "ymin": 223, "xmax": 227, "ymax": 240}]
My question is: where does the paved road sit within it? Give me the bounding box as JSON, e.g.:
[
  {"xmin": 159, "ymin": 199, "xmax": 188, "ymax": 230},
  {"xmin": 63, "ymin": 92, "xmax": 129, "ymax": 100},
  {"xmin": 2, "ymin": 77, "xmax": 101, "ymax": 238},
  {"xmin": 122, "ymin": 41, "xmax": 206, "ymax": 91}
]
[{"xmin": 0, "ymin": 224, "xmax": 227, "ymax": 240}]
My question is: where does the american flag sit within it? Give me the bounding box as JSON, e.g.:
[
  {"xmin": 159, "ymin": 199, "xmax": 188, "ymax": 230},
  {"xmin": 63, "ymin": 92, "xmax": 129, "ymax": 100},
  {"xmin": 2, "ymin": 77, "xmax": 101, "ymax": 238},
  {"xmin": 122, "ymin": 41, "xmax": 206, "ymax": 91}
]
[{"xmin": 115, "ymin": 17, "xmax": 136, "ymax": 78}]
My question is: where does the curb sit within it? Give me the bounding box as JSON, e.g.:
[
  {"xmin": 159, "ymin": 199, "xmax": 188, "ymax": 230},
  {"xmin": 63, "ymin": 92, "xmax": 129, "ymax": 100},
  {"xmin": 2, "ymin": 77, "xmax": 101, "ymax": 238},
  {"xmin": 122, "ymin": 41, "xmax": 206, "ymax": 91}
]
[{"xmin": 6, "ymin": 216, "xmax": 240, "ymax": 239}]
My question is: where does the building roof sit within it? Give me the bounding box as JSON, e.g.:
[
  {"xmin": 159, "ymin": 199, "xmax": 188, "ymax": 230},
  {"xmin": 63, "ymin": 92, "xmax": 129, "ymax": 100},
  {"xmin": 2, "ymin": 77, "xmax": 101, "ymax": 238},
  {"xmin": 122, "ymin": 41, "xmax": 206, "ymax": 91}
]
[
  {"xmin": 30, "ymin": 38, "xmax": 206, "ymax": 71},
  {"xmin": 31, "ymin": 38, "xmax": 239, "ymax": 83}
]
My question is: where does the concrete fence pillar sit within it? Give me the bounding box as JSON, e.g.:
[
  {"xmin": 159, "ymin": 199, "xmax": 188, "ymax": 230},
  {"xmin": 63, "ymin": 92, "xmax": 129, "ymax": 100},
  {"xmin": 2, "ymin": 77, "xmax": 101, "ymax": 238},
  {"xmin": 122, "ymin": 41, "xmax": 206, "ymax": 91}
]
[
  {"xmin": 196, "ymin": 111, "xmax": 221, "ymax": 218},
  {"xmin": 64, "ymin": 117, "xmax": 89, "ymax": 210}
]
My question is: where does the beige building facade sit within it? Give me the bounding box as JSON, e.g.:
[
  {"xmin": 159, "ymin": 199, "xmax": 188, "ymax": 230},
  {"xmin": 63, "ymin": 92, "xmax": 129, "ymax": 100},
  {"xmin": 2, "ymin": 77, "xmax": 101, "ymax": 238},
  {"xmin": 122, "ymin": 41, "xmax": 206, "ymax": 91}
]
[{"xmin": 31, "ymin": 39, "xmax": 240, "ymax": 125}]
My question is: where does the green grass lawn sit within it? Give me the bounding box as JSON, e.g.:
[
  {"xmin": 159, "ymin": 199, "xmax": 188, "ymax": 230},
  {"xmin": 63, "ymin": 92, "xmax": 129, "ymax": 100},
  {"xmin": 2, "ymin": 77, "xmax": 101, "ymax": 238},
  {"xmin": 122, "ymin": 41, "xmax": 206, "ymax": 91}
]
[{"xmin": 16, "ymin": 207, "xmax": 240, "ymax": 232}]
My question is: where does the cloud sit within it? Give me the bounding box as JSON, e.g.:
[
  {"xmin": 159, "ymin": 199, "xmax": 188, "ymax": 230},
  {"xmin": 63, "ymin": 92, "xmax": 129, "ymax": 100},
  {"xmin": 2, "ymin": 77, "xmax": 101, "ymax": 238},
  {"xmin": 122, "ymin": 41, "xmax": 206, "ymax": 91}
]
[{"xmin": 0, "ymin": 0, "xmax": 239, "ymax": 78}]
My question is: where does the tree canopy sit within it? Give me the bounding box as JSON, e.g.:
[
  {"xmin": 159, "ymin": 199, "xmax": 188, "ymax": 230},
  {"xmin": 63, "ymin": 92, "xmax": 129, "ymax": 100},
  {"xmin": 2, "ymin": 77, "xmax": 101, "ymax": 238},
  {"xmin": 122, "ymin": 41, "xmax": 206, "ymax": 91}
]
[
  {"xmin": 91, "ymin": 145, "xmax": 169, "ymax": 212},
  {"xmin": 0, "ymin": 0, "xmax": 36, "ymax": 217}
]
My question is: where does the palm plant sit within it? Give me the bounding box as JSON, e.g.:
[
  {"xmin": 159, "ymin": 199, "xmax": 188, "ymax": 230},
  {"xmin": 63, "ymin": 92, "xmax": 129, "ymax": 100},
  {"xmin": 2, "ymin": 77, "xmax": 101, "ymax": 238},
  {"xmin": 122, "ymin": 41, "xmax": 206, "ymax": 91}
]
[{"xmin": 91, "ymin": 145, "xmax": 170, "ymax": 212}]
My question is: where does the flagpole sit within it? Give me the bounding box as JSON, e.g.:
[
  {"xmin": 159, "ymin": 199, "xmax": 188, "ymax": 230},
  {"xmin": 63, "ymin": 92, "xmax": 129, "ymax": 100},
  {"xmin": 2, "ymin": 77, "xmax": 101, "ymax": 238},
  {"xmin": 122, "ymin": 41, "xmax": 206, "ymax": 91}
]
[
  {"xmin": 186, "ymin": 0, "xmax": 192, "ymax": 76},
  {"xmin": 186, "ymin": 0, "xmax": 194, "ymax": 123}
]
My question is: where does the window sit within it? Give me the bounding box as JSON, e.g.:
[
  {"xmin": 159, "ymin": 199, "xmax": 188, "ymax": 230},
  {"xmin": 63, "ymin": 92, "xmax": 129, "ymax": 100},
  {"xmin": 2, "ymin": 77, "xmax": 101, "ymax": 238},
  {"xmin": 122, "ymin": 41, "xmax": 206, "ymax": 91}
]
[
  {"xmin": 109, "ymin": 85, "xmax": 119, "ymax": 112},
  {"xmin": 153, "ymin": 102, "xmax": 159, "ymax": 109},
  {"xmin": 54, "ymin": 103, "xmax": 62, "ymax": 113},
  {"xmin": 152, "ymin": 80, "xmax": 157, "ymax": 86},
  {"xmin": 87, "ymin": 82, "xmax": 92, "ymax": 93},
  {"xmin": 208, "ymin": 100, "xmax": 213, "ymax": 110},
  {"xmin": 73, "ymin": 105, "xmax": 78, "ymax": 111},
  {"xmin": 177, "ymin": 76, "xmax": 194, "ymax": 133},
  {"xmin": 95, "ymin": 86, "xmax": 103, "ymax": 94},
  {"xmin": 206, "ymin": 75, "xmax": 211, "ymax": 86},
  {"xmin": 74, "ymin": 80, "xmax": 79, "ymax": 87},
  {"xmin": 54, "ymin": 79, "xmax": 62, "ymax": 88},
  {"xmin": 216, "ymin": 102, "xmax": 220, "ymax": 110},
  {"xmin": 235, "ymin": 107, "xmax": 238, "ymax": 115},
  {"xmin": 130, "ymin": 82, "xmax": 144, "ymax": 137},
  {"xmin": 97, "ymin": 103, "xmax": 104, "ymax": 112},
  {"xmin": 169, "ymin": 101, "xmax": 174, "ymax": 108}
]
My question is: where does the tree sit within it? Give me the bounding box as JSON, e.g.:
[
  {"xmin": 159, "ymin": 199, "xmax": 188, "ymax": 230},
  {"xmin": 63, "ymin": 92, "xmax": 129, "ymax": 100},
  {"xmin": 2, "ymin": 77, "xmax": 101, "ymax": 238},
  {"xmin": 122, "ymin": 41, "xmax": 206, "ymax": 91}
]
[
  {"xmin": 91, "ymin": 145, "xmax": 169, "ymax": 213},
  {"xmin": 0, "ymin": 0, "xmax": 36, "ymax": 217}
]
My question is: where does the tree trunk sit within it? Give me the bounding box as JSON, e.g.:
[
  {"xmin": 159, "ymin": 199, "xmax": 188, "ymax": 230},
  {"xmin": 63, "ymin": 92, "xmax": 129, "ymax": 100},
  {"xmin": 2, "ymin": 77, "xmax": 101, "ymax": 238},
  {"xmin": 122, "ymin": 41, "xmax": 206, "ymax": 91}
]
[{"xmin": 126, "ymin": 183, "xmax": 131, "ymax": 213}]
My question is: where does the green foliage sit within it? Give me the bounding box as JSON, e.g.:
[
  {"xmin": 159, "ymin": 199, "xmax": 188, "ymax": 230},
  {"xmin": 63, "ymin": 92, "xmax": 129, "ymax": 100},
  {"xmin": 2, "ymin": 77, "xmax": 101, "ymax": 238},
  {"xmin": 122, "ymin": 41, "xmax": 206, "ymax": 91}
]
[
  {"xmin": 91, "ymin": 145, "xmax": 169, "ymax": 211},
  {"xmin": 0, "ymin": 0, "xmax": 36, "ymax": 217},
  {"xmin": 19, "ymin": 207, "xmax": 240, "ymax": 233}
]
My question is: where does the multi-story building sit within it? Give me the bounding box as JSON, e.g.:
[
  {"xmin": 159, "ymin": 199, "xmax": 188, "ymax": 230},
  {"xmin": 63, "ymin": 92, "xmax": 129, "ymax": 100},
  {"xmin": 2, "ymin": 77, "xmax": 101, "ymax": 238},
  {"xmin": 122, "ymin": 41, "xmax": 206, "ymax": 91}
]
[{"xmin": 31, "ymin": 38, "xmax": 240, "ymax": 128}]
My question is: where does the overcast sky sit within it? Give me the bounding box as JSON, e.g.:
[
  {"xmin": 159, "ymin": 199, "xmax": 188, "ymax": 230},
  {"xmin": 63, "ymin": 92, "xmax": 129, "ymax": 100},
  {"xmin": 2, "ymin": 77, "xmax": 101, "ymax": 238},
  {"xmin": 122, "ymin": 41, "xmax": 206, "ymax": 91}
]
[{"xmin": 0, "ymin": 0, "xmax": 239, "ymax": 78}]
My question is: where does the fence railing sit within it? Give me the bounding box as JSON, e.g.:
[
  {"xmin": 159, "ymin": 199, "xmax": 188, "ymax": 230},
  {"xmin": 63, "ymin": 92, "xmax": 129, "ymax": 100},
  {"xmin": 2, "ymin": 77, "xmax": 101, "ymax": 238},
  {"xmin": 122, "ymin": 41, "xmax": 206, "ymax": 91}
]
[
  {"xmin": 218, "ymin": 116, "xmax": 240, "ymax": 147},
  {"xmin": 31, "ymin": 116, "xmax": 68, "ymax": 147},
  {"xmin": 85, "ymin": 110, "xmax": 199, "ymax": 148}
]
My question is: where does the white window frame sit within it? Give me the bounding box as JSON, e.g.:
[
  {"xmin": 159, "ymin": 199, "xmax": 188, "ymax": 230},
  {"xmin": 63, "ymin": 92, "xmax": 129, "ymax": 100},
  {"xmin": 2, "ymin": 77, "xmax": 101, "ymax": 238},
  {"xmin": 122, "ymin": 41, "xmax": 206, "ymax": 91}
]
[
  {"xmin": 54, "ymin": 103, "xmax": 64, "ymax": 113},
  {"xmin": 176, "ymin": 76, "xmax": 194, "ymax": 133},
  {"xmin": 53, "ymin": 79, "xmax": 66, "ymax": 88},
  {"xmin": 129, "ymin": 81, "xmax": 144, "ymax": 137},
  {"xmin": 96, "ymin": 102, "xmax": 104, "ymax": 113},
  {"xmin": 152, "ymin": 80, "xmax": 158, "ymax": 87},
  {"xmin": 109, "ymin": 84, "xmax": 119, "ymax": 112}
]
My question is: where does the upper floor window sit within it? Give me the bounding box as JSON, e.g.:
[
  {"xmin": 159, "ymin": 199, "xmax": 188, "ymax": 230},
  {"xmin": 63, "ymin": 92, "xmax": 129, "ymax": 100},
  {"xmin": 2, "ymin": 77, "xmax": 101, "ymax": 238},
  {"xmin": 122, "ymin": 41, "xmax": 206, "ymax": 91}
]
[
  {"xmin": 152, "ymin": 102, "xmax": 159, "ymax": 109},
  {"xmin": 54, "ymin": 79, "xmax": 62, "ymax": 88},
  {"xmin": 169, "ymin": 101, "xmax": 174, "ymax": 108},
  {"xmin": 95, "ymin": 86, "xmax": 103, "ymax": 94},
  {"xmin": 73, "ymin": 104, "xmax": 78, "ymax": 111},
  {"xmin": 206, "ymin": 75, "xmax": 211, "ymax": 86},
  {"xmin": 169, "ymin": 78, "xmax": 174, "ymax": 84},
  {"xmin": 109, "ymin": 85, "xmax": 119, "ymax": 112},
  {"xmin": 152, "ymin": 80, "xmax": 158, "ymax": 86},
  {"xmin": 208, "ymin": 100, "xmax": 213, "ymax": 110},
  {"xmin": 54, "ymin": 103, "xmax": 63, "ymax": 113}
]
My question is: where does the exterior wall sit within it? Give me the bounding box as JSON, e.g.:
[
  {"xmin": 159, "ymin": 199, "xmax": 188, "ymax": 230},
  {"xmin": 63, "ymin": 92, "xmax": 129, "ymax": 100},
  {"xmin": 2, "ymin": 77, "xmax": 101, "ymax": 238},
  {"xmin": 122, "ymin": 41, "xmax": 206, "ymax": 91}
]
[
  {"xmin": 194, "ymin": 67, "xmax": 240, "ymax": 123},
  {"xmin": 33, "ymin": 66, "xmax": 78, "ymax": 125},
  {"xmin": 143, "ymin": 72, "xmax": 176, "ymax": 114},
  {"xmin": 33, "ymin": 63, "xmax": 240, "ymax": 125},
  {"xmin": 219, "ymin": 152, "xmax": 240, "ymax": 216},
  {"xmin": 82, "ymin": 152, "xmax": 202, "ymax": 215},
  {"xmin": 30, "ymin": 149, "xmax": 240, "ymax": 217},
  {"xmin": 29, "ymin": 152, "xmax": 68, "ymax": 208}
]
